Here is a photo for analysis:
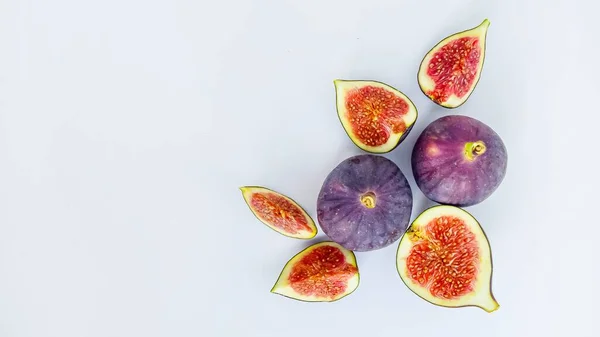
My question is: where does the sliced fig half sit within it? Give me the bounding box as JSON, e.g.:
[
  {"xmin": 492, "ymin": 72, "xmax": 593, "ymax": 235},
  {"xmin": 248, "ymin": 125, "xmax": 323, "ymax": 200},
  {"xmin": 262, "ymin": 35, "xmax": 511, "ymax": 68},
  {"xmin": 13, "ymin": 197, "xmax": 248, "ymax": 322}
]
[
  {"xmin": 240, "ymin": 186, "xmax": 317, "ymax": 239},
  {"xmin": 271, "ymin": 241, "xmax": 359, "ymax": 302},
  {"xmin": 396, "ymin": 205, "xmax": 499, "ymax": 312},
  {"xmin": 334, "ymin": 79, "xmax": 418, "ymax": 153},
  {"xmin": 418, "ymin": 19, "xmax": 490, "ymax": 108}
]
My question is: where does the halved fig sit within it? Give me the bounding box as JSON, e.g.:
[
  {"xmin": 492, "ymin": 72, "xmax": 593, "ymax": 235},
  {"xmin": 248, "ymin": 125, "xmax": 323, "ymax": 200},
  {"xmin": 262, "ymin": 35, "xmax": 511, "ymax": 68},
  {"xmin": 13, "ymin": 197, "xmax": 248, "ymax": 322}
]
[
  {"xmin": 417, "ymin": 19, "xmax": 490, "ymax": 108},
  {"xmin": 271, "ymin": 241, "xmax": 359, "ymax": 302},
  {"xmin": 334, "ymin": 79, "xmax": 418, "ymax": 153},
  {"xmin": 240, "ymin": 186, "xmax": 317, "ymax": 239},
  {"xmin": 396, "ymin": 205, "xmax": 499, "ymax": 312}
]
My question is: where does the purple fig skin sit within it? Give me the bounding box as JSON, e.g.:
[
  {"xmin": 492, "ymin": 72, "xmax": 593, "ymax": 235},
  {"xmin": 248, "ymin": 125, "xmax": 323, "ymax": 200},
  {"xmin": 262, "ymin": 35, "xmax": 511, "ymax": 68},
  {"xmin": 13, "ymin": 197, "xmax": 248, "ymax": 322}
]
[
  {"xmin": 317, "ymin": 154, "xmax": 413, "ymax": 252},
  {"xmin": 411, "ymin": 115, "xmax": 507, "ymax": 207}
]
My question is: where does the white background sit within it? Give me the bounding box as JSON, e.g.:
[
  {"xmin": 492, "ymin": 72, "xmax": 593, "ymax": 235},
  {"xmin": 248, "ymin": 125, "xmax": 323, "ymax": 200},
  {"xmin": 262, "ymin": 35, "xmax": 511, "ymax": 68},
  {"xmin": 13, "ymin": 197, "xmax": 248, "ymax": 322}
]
[{"xmin": 0, "ymin": 0, "xmax": 597, "ymax": 336}]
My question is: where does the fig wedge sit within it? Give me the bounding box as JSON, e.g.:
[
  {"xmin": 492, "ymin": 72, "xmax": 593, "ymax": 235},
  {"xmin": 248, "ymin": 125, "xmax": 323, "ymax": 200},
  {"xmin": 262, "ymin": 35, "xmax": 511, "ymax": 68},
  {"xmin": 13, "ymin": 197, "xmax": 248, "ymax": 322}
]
[
  {"xmin": 271, "ymin": 241, "xmax": 360, "ymax": 302},
  {"xmin": 418, "ymin": 19, "xmax": 490, "ymax": 108},
  {"xmin": 240, "ymin": 186, "xmax": 317, "ymax": 239},
  {"xmin": 334, "ymin": 79, "xmax": 417, "ymax": 153}
]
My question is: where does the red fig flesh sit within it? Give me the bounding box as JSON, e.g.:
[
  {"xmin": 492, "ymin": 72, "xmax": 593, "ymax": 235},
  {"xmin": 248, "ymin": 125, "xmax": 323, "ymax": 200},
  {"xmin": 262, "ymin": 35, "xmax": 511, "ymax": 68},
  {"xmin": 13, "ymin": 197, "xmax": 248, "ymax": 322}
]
[
  {"xmin": 334, "ymin": 80, "xmax": 417, "ymax": 153},
  {"xmin": 418, "ymin": 19, "xmax": 490, "ymax": 108},
  {"xmin": 240, "ymin": 186, "xmax": 317, "ymax": 239},
  {"xmin": 396, "ymin": 205, "xmax": 498, "ymax": 312},
  {"xmin": 271, "ymin": 241, "xmax": 359, "ymax": 302}
]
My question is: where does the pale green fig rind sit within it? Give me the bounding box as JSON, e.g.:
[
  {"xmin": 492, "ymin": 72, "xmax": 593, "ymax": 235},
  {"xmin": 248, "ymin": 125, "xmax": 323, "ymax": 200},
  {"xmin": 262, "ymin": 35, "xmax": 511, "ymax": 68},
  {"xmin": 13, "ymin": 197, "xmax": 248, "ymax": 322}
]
[
  {"xmin": 240, "ymin": 186, "xmax": 318, "ymax": 239},
  {"xmin": 396, "ymin": 205, "xmax": 499, "ymax": 313},
  {"xmin": 417, "ymin": 19, "xmax": 490, "ymax": 109},
  {"xmin": 334, "ymin": 79, "xmax": 418, "ymax": 154},
  {"xmin": 271, "ymin": 241, "xmax": 360, "ymax": 303}
]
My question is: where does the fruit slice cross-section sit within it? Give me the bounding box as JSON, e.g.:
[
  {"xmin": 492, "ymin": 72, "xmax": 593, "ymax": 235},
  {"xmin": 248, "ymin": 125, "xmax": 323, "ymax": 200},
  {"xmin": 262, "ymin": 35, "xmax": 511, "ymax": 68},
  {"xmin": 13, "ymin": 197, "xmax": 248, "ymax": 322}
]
[
  {"xmin": 417, "ymin": 19, "xmax": 490, "ymax": 108},
  {"xmin": 396, "ymin": 205, "xmax": 499, "ymax": 312},
  {"xmin": 271, "ymin": 241, "xmax": 360, "ymax": 302},
  {"xmin": 334, "ymin": 79, "xmax": 418, "ymax": 153},
  {"xmin": 240, "ymin": 186, "xmax": 317, "ymax": 239}
]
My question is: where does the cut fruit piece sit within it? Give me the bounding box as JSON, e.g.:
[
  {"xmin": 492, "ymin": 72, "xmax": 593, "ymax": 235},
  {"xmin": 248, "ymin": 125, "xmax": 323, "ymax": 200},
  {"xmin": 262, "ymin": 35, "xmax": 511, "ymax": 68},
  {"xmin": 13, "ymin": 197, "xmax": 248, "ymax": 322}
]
[
  {"xmin": 396, "ymin": 205, "xmax": 499, "ymax": 312},
  {"xmin": 334, "ymin": 79, "xmax": 418, "ymax": 153},
  {"xmin": 240, "ymin": 186, "xmax": 317, "ymax": 239},
  {"xmin": 271, "ymin": 241, "xmax": 360, "ymax": 302},
  {"xmin": 317, "ymin": 154, "xmax": 413, "ymax": 251},
  {"xmin": 417, "ymin": 19, "xmax": 490, "ymax": 108}
]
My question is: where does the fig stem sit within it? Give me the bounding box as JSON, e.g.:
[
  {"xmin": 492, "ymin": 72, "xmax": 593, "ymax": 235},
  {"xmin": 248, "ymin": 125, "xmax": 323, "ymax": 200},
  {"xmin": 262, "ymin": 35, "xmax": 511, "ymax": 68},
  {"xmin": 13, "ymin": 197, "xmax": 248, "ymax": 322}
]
[
  {"xmin": 464, "ymin": 141, "xmax": 486, "ymax": 161},
  {"xmin": 478, "ymin": 295, "xmax": 500, "ymax": 313},
  {"xmin": 360, "ymin": 192, "xmax": 376, "ymax": 209}
]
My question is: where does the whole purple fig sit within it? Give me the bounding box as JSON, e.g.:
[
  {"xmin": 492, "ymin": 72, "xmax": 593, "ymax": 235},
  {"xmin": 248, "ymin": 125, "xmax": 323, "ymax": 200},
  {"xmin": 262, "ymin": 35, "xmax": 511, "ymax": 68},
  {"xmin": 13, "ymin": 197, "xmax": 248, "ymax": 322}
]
[
  {"xmin": 412, "ymin": 115, "xmax": 507, "ymax": 207},
  {"xmin": 317, "ymin": 154, "xmax": 413, "ymax": 252}
]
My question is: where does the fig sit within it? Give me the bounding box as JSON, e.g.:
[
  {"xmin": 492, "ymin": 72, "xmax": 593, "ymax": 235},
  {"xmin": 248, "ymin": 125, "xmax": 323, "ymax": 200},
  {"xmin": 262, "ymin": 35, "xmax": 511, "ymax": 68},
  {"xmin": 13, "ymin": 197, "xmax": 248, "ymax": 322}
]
[
  {"xmin": 271, "ymin": 241, "xmax": 359, "ymax": 302},
  {"xmin": 412, "ymin": 115, "xmax": 507, "ymax": 207},
  {"xmin": 240, "ymin": 186, "xmax": 317, "ymax": 239},
  {"xmin": 317, "ymin": 154, "xmax": 413, "ymax": 251},
  {"xmin": 334, "ymin": 79, "xmax": 418, "ymax": 153},
  {"xmin": 418, "ymin": 19, "xmax": 490, "ymax": 108},
  {"xmin": 396, "ymin": 205, "xmax": 499, "ymax": 312}
]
